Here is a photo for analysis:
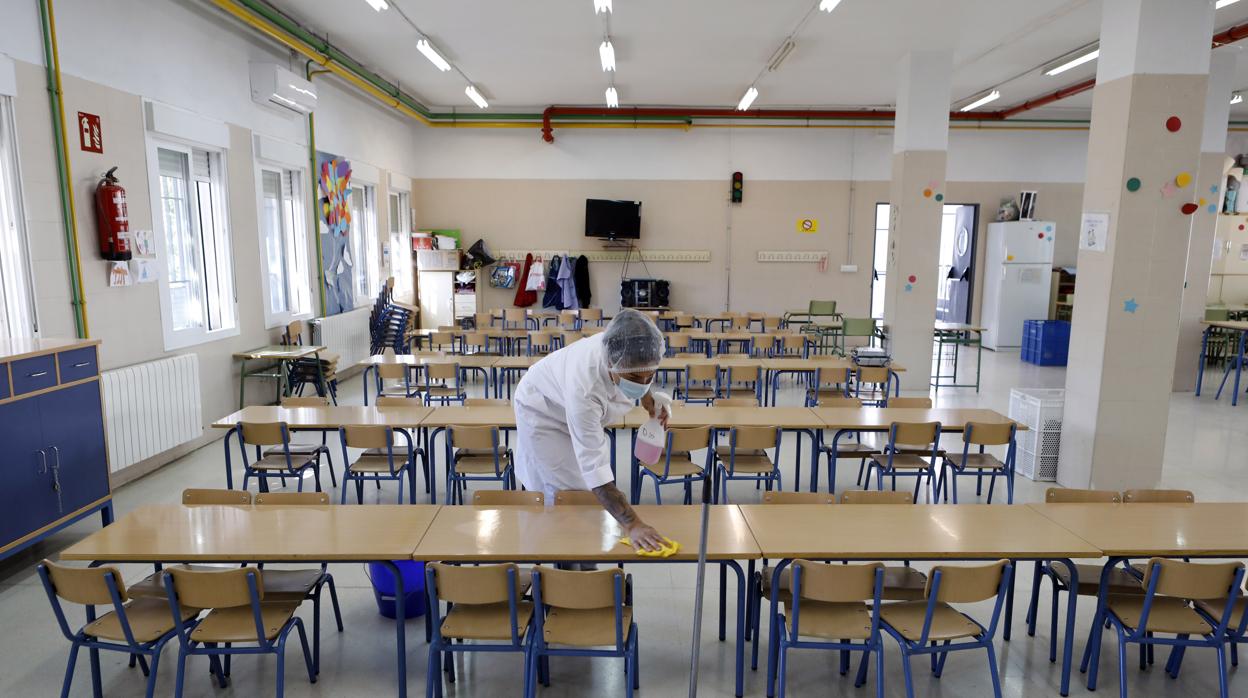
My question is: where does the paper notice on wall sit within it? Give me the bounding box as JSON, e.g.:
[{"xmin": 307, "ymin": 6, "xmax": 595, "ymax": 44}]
[
  {"xmin": 133, "ymin": 259, "xmax": 156, "ymax": 283},
  {"xmin": 1079, "ymin": 212, "xmax": 1109, "ymax": 252},
  {"xmin": 1019, "ymin": 267, "xmax": 1043, "ymax": 283},
  {"xmin": 108, "ymin": 261, "xmax": 132, "ymax": 287},
  {"xmin": 1239, "ymin": 243, "xmax": 1248, "ymax": 262}
]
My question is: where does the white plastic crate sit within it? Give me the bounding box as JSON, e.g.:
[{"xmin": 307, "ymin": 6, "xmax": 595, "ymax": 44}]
[{"xmin": 1009, "ymin": 388, "xmax": 1064, "ymax": 482}]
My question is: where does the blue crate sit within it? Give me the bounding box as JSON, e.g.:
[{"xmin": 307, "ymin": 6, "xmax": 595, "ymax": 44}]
[{"xmin": 1021, "ymin": 320, "xmax": 1070, "ymax": 366}]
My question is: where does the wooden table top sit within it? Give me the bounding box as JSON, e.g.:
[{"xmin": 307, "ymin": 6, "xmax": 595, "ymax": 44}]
[
  {"xmin": 659, "ymin": 356, "xmax": 763, "ymax": 369},
  {"xmin": 1028, "ymin": 503, "xmax": 1248, "ymax": 557},
  {"xmin": 811, "ymin": 407, "xmax": 1020, "ymax": 432},
  {"xmin": 234, "ymin": 345, "xmax": 324, "ymax": 360},
  {"xmin": 60, "ymin": 504, "xmax": 441, "ymax": 562},
  {"xmin": 420, "ymin": 405, "xmax": 519, "ymax": 428},
  {"xmin": 1201, "ymin": 320, "xmax": 1248, "ymax": 331},
  {"xmin": 211, "ymin": 404, "xmax": 433, "ymax": 429},
  {"xmin": 739, "ymin": 504, "xmax": 1102, "ymax": 560},
  {"xmin": 622, "ymin": 406, "xmax": 824, "ymax": 429},
  {"xmin": 760, "ymin": 358, "xmax": 908, "ymax": 372},
  {"xmin": 0, "ymin": 337, "xmax": 100, "ymax": 362},
  {"xmin": 494, "ymin": 356, "xmax": 544, "ymax": 369},
  {"xmin": 412, "ymin": 504, "xmax": 761, "ymax": 562}
]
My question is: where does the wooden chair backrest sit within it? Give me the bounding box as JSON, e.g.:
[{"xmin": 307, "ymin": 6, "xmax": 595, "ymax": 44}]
[
  {"xmin": 667, "ymin": 333, "xmax": 691, "ymax": 349},
  {"xmin": 254, "ymin": 492, "xmax": 329, "ymax": 505},
  {"xmin": 554, "ymin": 490, "xmax": 600, "ymax": 505},
  {"xmin": 504, "ymin": 309, "xmax": 526, "ymax": 325},
  {"xmin": 929, "ymin": 560, "xmax": 1008, "ymax": 604},
  {"xmin": 762, "ymin": 491, "xmax": 834, "ymax": 504},
  {"xmin": 714, "ymin": 397, "xmax": 758, "ymax": 407},
  {"xmin": 450, "ymin": 425, "xmax": 499, "ymax": 450},
  {"xmin": 426, "ymin": 362, "xmax": 459, "ymax": 380},
  {"xmin": 820, "ymin": 397, "xmax": 863, "ymax": 408},
  {"xmin": 168, "ymin": 566, "xmax": 262, "ymax": 608},
  {"xmin": 1045, "ymin": 488, "xmax": 1121, "ymax": 503},
  {"xmin": 281, "ymin": 396, "xmax": 330, "ymax": 407},
  {"xmin": 686, "ymin": 364, "xmax": 718, "ymax": 382},
  {"xmin": 857, "ymin": 366, "xmax": 890, "ymax": 384},
  {"xmin": 183, "ymin": 488, "xmax": 252, "ymax": 505},
  {"xmin": 1122, "ymin": 489, "xmax": 1195, "ymax": 503},
  {"xmin": 729, "ymin": 365, "xmax": 760, "ymax": 382},
  {"xmin": 537, "ymin": 567, "xmax": 622, "ymax": 609},
  {"xmin": 792, "ymin": 560, "xmax": 882, "ymax": 603},
  {"xmin": 377, "ymin": 362, "xmax": 408, "ymax": 379},
  {"xmin": 839, "ymin": 490, "xmax": 914, "ymax": 505},
  {"xmin": 343, "ymin": 425, "xmax": 392, "ymax": 450},
  {"xmin": 430, "ymin": 562, "xmax": 520, "ymax": 605},
  {"xmin": 668, "ymin": 426, "xmax": 712, "ymax": 452},
  {"xmin": 240, "ymin": 421, "xmax": 286, "ymax": 446},
  {"xmin": 473, "ymin": 490, "xmax": 544, "ymax": 506},
  {"xmin": 580, "ymin": 308, "xmax": 603, "ymax": 321},
  {"xmin": 42, "ymin": 560, "xmax": 127, "ymax": 605},
  {"xmin": 465, "ymin": 398, "xmax": 510, "ymax": 406},
  {"xmin": 729, "ymin": 426, "xmax": 779, "ymax": 451},
  {"xmin": 1143, "ymin": 558, "xmax": 1244, "ymax": 600},
  {"xmin": 377, "ymin": 396, "xmax": 422, "ymax": 407},
  {"xmin": 887, "ymin": 397, "xmax": 932, "ymax": 408},
  {"xmin": 964, "ymin": 421, "xmax": 1015, "ymax": 446},
  {"xmin": 890, "ymin": 421, "xmax": 940, "ymax": 448}
]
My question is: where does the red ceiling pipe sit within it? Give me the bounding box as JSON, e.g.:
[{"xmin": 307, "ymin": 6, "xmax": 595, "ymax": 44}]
[
  {"xmin": 541, "ymin": 105, "xmax": 1002, "ymax": 142},
  {"xmin": 995, "ymin": 77, "xmax": 1096, "ymax": 120}
]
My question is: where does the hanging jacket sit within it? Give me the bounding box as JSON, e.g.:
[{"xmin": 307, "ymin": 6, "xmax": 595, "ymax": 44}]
[
  {"xmin": 514, "ymin": 253, "xmax": 537, "ymax": 307},
  {"xmin": 542, "ymin": 255, "xmax": 563, "ymax": 309},
  {"xmin": 559, "ymin": 255, "xmax": 579, "ymax": 310},
  {"xmin": 574, "ymin": 254, "xmax": 592, "ymax": 308}
]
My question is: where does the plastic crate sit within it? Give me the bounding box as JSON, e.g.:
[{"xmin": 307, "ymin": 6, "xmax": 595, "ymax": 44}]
[
  {"xmin": 1008, "ymin": 388, "xmax": 1064, "ymax": 482},
  {"xmin": 1021, "ymin": 320, "xmax": 1070, "ymax": 366}
]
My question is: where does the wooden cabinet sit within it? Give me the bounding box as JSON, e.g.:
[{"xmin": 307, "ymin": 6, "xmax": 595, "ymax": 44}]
[{"xmin": 0, "ymin": 339, "xmax": 112, "ymax": 560}]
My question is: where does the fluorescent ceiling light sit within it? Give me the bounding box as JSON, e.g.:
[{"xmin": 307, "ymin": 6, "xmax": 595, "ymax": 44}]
[
  {"xmin": 417, "ymin": 39, "xmax": 451, "ymax": 72},
  {"xmin": 819, "ymin": 0, "xmax": 843, "ymax": 12},
  {"xmin": 1043, "ymin": 46, "xmax": 1099, "ymax": 76},
  {"xmin": 606, "ymin": 86, "xmax": 619, "ymax": 108},
  {"xmin": 1217, "ymin": 0, "xmax": 1241, "ymax": 9},
  {"xmin": 465, "ymin": 84, "xmax": 488, "ymax": 109},
  {"xmin": 959, "ymin": 89, "xmax": 1001, "ymax": 112},
  {"xmin": 363, "ymin": 0, "xmax": 388, "ymax": 10},
  {"xmin": 595, "ymin": 0, "xmax": 612, "ymax": 14},
  {"xmin": 600, "ymin": 40, "xmax": 616, "ymax": 72},
  {"xmin": 767, "ymin": 40, "xmax": 796, "ymax": 73},
  {"xmin": 1232, "ymin": 93, "xmax": 1244, "ymax": 105},
  {"xmin": 737, "ymin": 86, "xmax": 759, "ymax": 111}
]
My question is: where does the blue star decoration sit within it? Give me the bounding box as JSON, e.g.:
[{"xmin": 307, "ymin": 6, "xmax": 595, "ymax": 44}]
[
  {"xmin": 1123, "ymin": 298, "xmax": 1139, "ymax": 313},
  {"xmin": 904, "ymin": 283, "xmax": 914, "ymax": 292},
  {"xmin": 1211, "ymin": 184, "xmax": 1220, "ymax": 194}
]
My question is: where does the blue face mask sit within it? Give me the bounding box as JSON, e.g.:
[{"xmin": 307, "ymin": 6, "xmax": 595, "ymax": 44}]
[{"xmin": 617, "ymin": 377, "xmax": 652, "ymax": 401}]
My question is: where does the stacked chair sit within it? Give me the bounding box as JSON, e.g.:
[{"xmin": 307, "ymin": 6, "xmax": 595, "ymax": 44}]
[
  {"xmin": 281, "ymin": 320, "xmax": 339, "ymax": 404},
  {"xmin": 369, "ymin": 279, "xmax": 415, "ymax": 355}
]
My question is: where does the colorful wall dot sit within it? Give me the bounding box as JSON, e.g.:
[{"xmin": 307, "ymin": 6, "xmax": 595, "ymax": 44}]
[
  {"xmin": 1124, "ymin": 298, "xmax": 1139, "ymax": 313},
  {"xmin": 1199, "ymin": 198, "xmax": 1207, "ymax": 206},
  {"xmin": 1180, "ymin": 203, "xmax": 1198, "ymax": 215},
  {"xmin": 934, "ymin": 193, "xmax": 944, "ymax": 202},
  {"xmin": 1037, "ymin": 232, "xmax": 1045, "ymax": 239},
  {"xmin": 1126, "ymin": 177, "xmax": 1141, "ymax": 192},
  {"xmin": 1175, "ymin": 172, "xmax": 1192, "ymax": 188},
  {"xmin": 904, "ymin": 284, "xmax": 913, "ymax": 293},
  {"xmin": 1006, "ymin": 255, "xmax": 1014, "ymax": 261},
  {"xmin": 923, "ymin": 188, "xmax": 932, "ymax": 198},
  {"xmin": 1160, "ymin": 182, "xmax": 1177, "ymax": 198},
  {"xmin": 1212, "ymin": 185, "xmax": 1220, "ymax": 194},
  {"xmin": 907, "ymin": 275, "xmax": 917, "ymax": 283},
  {"xmin": 1045, "ymin": 225, "xmax": 1053, "ymax": 232},
  {"xmin": 1165, "ymin": 116, "xmax": 1182, "ymax": 132},
  {"xmin": 1209, "ymin": 204, "xmax": 1218, "ymax": 214},
  {"xmin": 1240, "ymin": 224, "xmax": 1245, "ymax": 231}
]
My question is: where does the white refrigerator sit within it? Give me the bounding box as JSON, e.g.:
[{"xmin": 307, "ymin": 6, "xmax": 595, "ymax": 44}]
[{"xmin": 981, "ymin": 221, "xmax": 1055, "ymax": 350}]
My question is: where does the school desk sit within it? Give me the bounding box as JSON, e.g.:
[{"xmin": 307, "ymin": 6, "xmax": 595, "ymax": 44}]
[
  {"xmin": 232, "ymin": 344, "xmax": 327, "ymax": 409},
  {"xmin": 739, "ymin": 503, "xmax": 1102, "ymax": 697},
  {"xmin": 931, "ymin": 322, "xmax": 985, "ymax": 392},
  {"xmin": 413, "ymin": 504, "xmax": 760, "ymax": 697},
  {"xmin": 1196, "ymin": 319, "xmax": 1248, "ymax": 404},
  {"xmin": 491, "ymin": 355, "xmax": 541, "ymax": 398},
  {"xmin": 355, "ymin": 352, "xmax": 446, "ymax": 405},
  {"xmin": 760, "ymin": 357, "xmax": 907, "ymax": 406},
  {"xmin": 60, "ymin": 503, "xmax": 441, "ymax": 698},
  {"xmin": 1028, "ymin": 502, "xmax": 1248, "ymax": 692},
  {"xmin": 809, "ymin": 406, "xmax": 1021, "ymax": 493}
]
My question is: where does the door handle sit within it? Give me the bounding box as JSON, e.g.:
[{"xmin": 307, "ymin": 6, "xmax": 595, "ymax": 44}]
[
  {"xmin": 36, "ymin": 448, "xmax": 48, "ymax": 474},
  {"xmin": 73, "ymin": 362, "xmax": 90, "ymax": 368},
  {"xmin": 28, "ymin": 371, "xmax": 48, "ymax": 378}
]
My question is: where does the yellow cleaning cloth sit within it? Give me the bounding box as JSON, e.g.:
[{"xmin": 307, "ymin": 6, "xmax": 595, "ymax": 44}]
[{"xmin": 618, "ymin": 536, "xmax": 682, "ymax": 558}]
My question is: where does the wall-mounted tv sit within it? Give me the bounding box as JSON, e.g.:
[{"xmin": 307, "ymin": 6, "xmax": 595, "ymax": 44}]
[{"xmin": 585, "ymin": 199, "xmax": 641, "ymax": 240}]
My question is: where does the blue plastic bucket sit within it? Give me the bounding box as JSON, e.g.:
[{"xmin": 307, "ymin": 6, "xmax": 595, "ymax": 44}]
[{"xmin": 366, "ymin": 561, "xmax": 426, "ymax": 619}]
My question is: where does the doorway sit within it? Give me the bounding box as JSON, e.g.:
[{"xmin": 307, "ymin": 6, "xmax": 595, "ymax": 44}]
[{"xmin": 871, "ymin": 203, "xmax": 978, "ymax": 324}]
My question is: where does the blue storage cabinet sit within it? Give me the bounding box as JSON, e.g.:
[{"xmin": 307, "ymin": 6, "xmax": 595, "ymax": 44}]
[{"xmin": 0, "ymin": 340, "xmax": 112, "ymax": 560}]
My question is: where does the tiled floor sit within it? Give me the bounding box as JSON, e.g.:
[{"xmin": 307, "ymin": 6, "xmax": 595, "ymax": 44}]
[{"xmin": 1, "ymin": 347, "xmax": 1243, "ymax": 697}]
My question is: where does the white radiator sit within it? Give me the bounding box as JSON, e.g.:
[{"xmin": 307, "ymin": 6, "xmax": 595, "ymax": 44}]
[
  {"xmin": 101, "ymin": 354, "xmax": 203, "ymax": 473},
  {"xmin": 311, "ymin": 307, "xmax": 371, "ymax": 368}
]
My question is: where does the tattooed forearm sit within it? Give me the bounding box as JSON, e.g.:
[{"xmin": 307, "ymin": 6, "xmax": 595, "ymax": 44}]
[{"xmin": 592, "ymin": 483, "xmax": 638, "ymax": 527}]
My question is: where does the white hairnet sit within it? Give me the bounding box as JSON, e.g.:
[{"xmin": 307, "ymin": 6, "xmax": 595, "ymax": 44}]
[{"xmin": 603, "ymin": 308, "xmax": 664, "ymax": 373}]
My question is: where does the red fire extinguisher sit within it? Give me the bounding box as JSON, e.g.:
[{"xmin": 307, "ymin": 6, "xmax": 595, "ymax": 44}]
[{"xmin": 94, "ymin": 166, "xmax": 131, "ymax": 261}]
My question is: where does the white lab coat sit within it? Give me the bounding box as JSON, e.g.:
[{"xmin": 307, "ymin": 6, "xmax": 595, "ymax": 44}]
[{"xmin": 513, "ymin": 333, "xmax": 634, "ymax": 498}]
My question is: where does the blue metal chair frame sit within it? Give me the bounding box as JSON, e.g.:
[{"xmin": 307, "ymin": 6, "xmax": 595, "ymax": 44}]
[
  {"xmin": 161, "ymin": 569, "xmax": 315, "ymax": 698},
  {"xmin": 715, "ymin": 427, "xmax": 783, "ymax": 503},
  {"xmin": 338, "ymin": 427, "xmax": 418, "ymax": 504},
  {"xmin": 637, "ymin": 428, "xmax": 712, "ymax": 504},
  {"xmin": 851, "ymin": 367, "xmax": 899, "ymax": 406},
  {"xmin": 425, "ymin": 565, "xmax": 531, "ymax": 698},
  {"xmin": 1086, "ymin": 562, "xmax": 1246, "ymax": 698},
  {"xmin": 680, "ymin": 365, "xmax": 722, "ymax": 405},
  {"xmin": 423, "ymin": 363, "xmax": 467, "ymax": 406},
  {"xmin": 722, "ymin": 365, "xmax": 764, "ymax": 403},
  {"xmin": 803, "ymin": 367, "xmax": 850, "ymax": 407},
  {"xmin": 862, "ymin": 422, "xmax": 943, "ymax": 503},
  {"xmin": 38, "ymin": 563, "xmax": 183, "ymax": 698},
  {"xmin": 237, "ymin": 422, "xmax": 322, "ymax": 493},
  {"xmin": 445, "ymin": 426, "xmax": 515, "ymax": 505},
  {"xmin": 937, "ymin": 422, "xmax": 1018, "ymax": 504},
  {"xmin": 373, "ymin": 364, "xmax": 420, "ymax": 403},
  {"xmin": 879, "ymin": 563, "xmax": 1014, "ymax": 698},
  {"xmin": 775, "ymin": 565, "xmax": 887, "ymax": 698},
  {"xmin": 527, "ymin": 568, "xmax": 639, "ymax": 698}
]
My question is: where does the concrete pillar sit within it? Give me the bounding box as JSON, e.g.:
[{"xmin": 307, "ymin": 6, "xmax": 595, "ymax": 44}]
[
  {"xmin": 884, "ymin": 51, "xmax": 951, "ymax": 391},
  {"xmin": 1174, "ymin": 52, "xmax": 1234, "ymax": 391},
  {"xmin": 1058, "ymin": 0, "xmax": 1215, "ymax": 490}
]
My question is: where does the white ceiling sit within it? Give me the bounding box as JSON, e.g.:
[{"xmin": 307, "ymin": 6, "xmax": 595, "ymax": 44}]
[{"xmin": 258, "ymin": 0, "xmax": 1248, "ymax": 119}]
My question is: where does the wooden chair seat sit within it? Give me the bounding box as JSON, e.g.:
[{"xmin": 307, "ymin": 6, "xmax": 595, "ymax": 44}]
[
  {"xmin": 361, "ymin": 447, "xmax": 423, "ymax": 458},
  {"xmin": 820, "ymin": 441, "xmax": 877, "ymax": 458},
  {"xmin": 716, "ymin": 454, "xmax": 775, "ymax": 474},
  {"xmin": 879, "ymin": 601, "xmax": 983, "ymax": 641},
  {"xmin": 683, "ymin": 388, "xmax": 719, "ymax": 400},
  {"xmin": 248, "ymin": 453, "xmax": 319, "ymax": 471},
  {"xmin": 191, "ymin": 601, "xmax": 302, "ymax": 643},
  {"xmin": 426, "ymin": 386, "xmax": 463, "ymax": 397},
  {"xmin": 1195, "ymin": 597, "xmax": 1247, "ymax": 627},
  {"xmin": 454, "ymin": 454, "xmax": 513, "ymax": 474},
  {"xmin": 377, "ymin": 387, "xmax": 419, "ymax": 399},
  {"xmin": 440, "ymin": 602, "xmax": 534, "ymax": 641},
  {"xmin": 641, "ymin": 458, "xmax": 704, "ymax": 477},
  {"xmin": 258, "ymin": 569, "xmax": 325, "ymax": 598},
  {"xmin": 944, "ymin": 453, "xmax": 1007, "ymax": 470},
  {"xmin": 84, "ymin": 598, "xmax": 200, "ymax": 643},
  {"xmin": 541, "ymin": 606, "xmax": 634, "ymax": 647},
  {"xmin": 881, "ymin": 566, "xmax": 928, "ymax": 601},
  {"xmin": 349, "ymin": 454, "xmax": 410, "ymax": 473},
  {"xmin": 785, "ymin": 601, "xmax": 874, "ymax": 641},
  {"xmin": 264, "ymin": 443, "xmax": 329, "ymax": 458},
  {"xmin": 1108, "ymin": 595, "xmax": 1214, "ymax": 635},
  {"xmin": 1053, "ymin": 564, "xmax": 1143, "ymax": 596},
  {"xmin": 713, "ymin": 446, "xmax": 767, "ymax": 459},
  {"xmin": 869, "ymin": 454, "xmax": 935, "ymax": 470}
]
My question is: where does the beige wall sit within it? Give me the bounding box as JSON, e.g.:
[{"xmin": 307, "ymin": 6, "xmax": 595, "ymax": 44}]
[{"xmin": 413, "ymin": 177, "xmax": 1085, "ymax": 323}]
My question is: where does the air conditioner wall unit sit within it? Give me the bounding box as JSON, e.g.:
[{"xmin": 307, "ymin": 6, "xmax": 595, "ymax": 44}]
[{"xmin": 249, "ymin": 63, "xmax": 318, "ymax": 115}]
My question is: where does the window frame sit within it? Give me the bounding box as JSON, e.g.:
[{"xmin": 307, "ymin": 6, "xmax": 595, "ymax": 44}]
[
  {"xmin": 254, "ymin": 159, "xmax": 313, "ymax": 328},
  {"xmin": 144, "ymin": 135, "xmax": 239, "ymax": 350},
  {"xmin": 0, "ymin": 95, "xmax": 39, "ymax": 339},
  {"xmin": 388, "ymin": 189, "xmax": 412, "ymax": 301},
  {"xmin": 349, "ymin": 179, "xmax": 380, "ymax": 307}
]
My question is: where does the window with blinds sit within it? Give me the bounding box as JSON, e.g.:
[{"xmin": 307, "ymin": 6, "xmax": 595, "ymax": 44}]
[
  {"xmin": 258, "ymin": 165, "xmax": 311, "ymax": 326},
  {"xmin": 152, "ymin": 140, "xmax": 237, "ymax": 348},
  {"xmin": 0, "ymin": 97, "xmax": 37, "ymax": 340},
  {"xmin": 349, "ymin": 183, "xmax": 379, "ymax": 305},
  {"xmin": 388, "ymin": 190, "xmax": 412, "ymax": 301}
]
